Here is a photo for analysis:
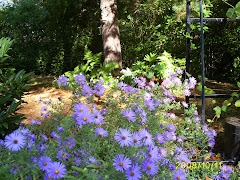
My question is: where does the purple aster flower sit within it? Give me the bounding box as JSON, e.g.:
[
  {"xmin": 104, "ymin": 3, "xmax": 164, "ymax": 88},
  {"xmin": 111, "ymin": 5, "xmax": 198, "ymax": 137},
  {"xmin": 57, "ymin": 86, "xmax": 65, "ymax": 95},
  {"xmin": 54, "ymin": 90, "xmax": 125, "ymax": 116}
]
[
  {"xmin": 177, "ymin": 136, "xmax": 184, "ymax": 143},
  {"xmin": 125, "ymin": 86, "xmax": 135, "ymax": 95},
  {"xmin": 50, "ymin": 131, "xmax": 60, "ymax": 140},
  {"xmin": 174, "ymin": 77, "xmax": 182, "ymax": 86},
  {"xmin": 176, "ymin": 67, "xmax": 183, "ymax": 74},
  {"xmin": 155, "ymin": 133, "xmax": 166, "ymax": 144},
  {"xmin": 167, "ymin": 124, "xmax": 176, "ymax": 132},
  {"xmin": 81, "ymin": 84, "xmax": 92, "ymax": 97},
  {"xmin": 161, "ymin": 78, "xmax": 172, "ymax": 87},
  {"xmin": 41, "ymin": 106, "xmax": 48, "ymax": 112},
  {"xmin": 159, "ymin": 147, "xmax": 167, "ymax": 157},
  {"xmin": 139, "ymin": 129, "xmax": 154, "ymax": 146},
  {"xmin": 149, "ymin": 81, "xmax": 156, "ymax": 89},
  {"xmin": 57, "ymin": 75, "xmax": 68, "ymax": 86},
  {"xmin": 221, "ymin": 165, "xmax": 232, "ymax": 174},
  {"xmin": 182, "ymin": 101, "xmax": 189, "ymax": 108},
  {"xmin": 56, "ymin": 149, "xmax": 71, "ymax": 161},
  {"xmin": 95, "ymin": 127, "xmax": 108, "ymax": 137},
  {"xmin": 114, "ymin": 128, "xmax": 133, "ymax": 147},
  {"xmin": 160, "ymin": 124, "xmax": 164, "ymax": 128},
  {"xmin": 74, "ymin": 102, "xmax": 90, "ymax": 114},
  {"xmin": 118, "ymin": 82, "xmax": 127, "ymax": 91},
  {"xmin": 172, "ymin": 169, "xmax": 187, "ymax": 180},
  {"xmin": 146, "ymin": 146, "xmax": 160, "ymax": 162},
  {"xmin": 144, "ymin": 99, "xmax": 155, "ymax": 111},
  {"xmin": 38, "ymin": 156, "xmax": 52, "ymax": 171},
  {"xmin": 94, "ymin": 83, "xmax": 105, "ymax": 96},
  {"xmin": 92, "ymin": 110, "xmax": 105, "ymax": 124},
  {"xmin": 101, "ymin": 109, "xmax": 108, "ymax": 115},
  {"xmin": 142, "ymin": 160, "xmax": 159, "ymax": 176},
  {"xmin": 132, "ymin": 132, "xmax": 141, "ymax": 146},
  {"xmin": 144, "ymin": 92, "xmax": 153, "ymax": 100},
  {"xmin": 76, "ymin": 112, "xmax": 93, "ymax": 125},
  {"xmin": 163, "ymin": 131, "xmax": 173, "ymax": 141},
  {"xmin": 177, "ymin": 154, "xmax": 191, "ymax": 165},
  {"xmin": 125, "ymin": 163, "xmax": 142, "ymax": 180},
  {"xmin": 139, "ymin": 110, "xmax": 148, "ymax": 123},
  {"xmin": 65, "ymin": 138, "xmax": 76, "ymax": 149},
  {"xmin": 75, "ymin": 74, "xmax": 86, "ymax": 85},
  {"xmin": 4, "ymin": 131, "xmax": 26, "ymax": 151},
  {"xmin": 169, "ymin": 164, "xmax": 176, "ymax": 171},
  {"xmin": 112, "ymin": 154, "xmax": 131, "ymax": 173},
  {"xmin": 122, "ymin": 109, "xmax": 136, "ymax": 122},
  {"xmin": 46, "ymin": 161, "xmax": 67, "ymax": 179},
  {"xmin": 56, "ymin": 126, "xmax": 64, "ymax": 132}
]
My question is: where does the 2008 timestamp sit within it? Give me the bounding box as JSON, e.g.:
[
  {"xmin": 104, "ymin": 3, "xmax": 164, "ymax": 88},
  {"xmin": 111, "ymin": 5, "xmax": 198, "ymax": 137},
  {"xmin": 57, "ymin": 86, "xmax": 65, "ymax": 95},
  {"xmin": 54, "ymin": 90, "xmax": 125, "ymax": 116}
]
[{"xmin": 176, "ymin": 162, "xmax": 222, "ymax": 169}]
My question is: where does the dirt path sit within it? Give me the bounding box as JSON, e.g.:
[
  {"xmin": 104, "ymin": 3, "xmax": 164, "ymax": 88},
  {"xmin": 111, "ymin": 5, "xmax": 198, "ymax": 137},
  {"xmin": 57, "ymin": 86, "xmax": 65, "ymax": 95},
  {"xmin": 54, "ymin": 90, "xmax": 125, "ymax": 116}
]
[{"xmin": 17, "ymin": 76, "xmax": 73, "ymax": 124}]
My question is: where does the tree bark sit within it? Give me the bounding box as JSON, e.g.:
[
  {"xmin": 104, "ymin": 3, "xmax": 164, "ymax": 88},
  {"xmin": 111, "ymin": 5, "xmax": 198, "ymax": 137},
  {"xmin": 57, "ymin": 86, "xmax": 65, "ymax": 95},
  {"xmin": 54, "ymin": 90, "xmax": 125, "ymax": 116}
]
[{"xmin": 100, "ymin": 0, "xmax": 122, "ymax": 72}]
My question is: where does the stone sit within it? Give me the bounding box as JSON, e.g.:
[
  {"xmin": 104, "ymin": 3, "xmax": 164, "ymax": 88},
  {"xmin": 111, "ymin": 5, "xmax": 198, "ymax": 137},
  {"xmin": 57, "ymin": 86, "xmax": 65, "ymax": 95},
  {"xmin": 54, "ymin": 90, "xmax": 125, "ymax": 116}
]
[{"xmin": 224, "ymin": 116, "xmax": 240, "ymax": 161}]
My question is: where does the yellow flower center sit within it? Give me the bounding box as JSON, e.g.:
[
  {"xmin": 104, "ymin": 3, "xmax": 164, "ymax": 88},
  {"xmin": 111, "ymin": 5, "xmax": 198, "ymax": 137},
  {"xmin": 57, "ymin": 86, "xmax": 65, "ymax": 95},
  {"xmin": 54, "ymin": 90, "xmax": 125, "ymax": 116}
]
[
  {"xmin": 170, "ymin": 128, "xmax": 172, "ymax": 130},
  {"xmin": 148, "ymin": 105, "xmax": 150, "ymax": 107},
  {"xmin": 119, "ymin": 162, "xmax": 123, "ymax": 166},
  {"xmin": 86, "ymin": 91, "xmax": 88, "ymax": 94},
  {"xmin": 157, "ymin": 138, "xmax": 160, "ymax": 140},
  {"xmin": 43, "ymin": 162, "xmax": 47, "ymax": 166},
  {"xmin": 126, "ymin": 116, "xmax": 129, "ymax": 118},
  {"xmin": 68, "ymin": 142, "xmax": 71, "ymax": 146},
  {"xmin": 131, "ymin": 172, "xmax": 135, "ymax": 176},
  {"xmin": 99, "ymin": 133, "xmax": 102, "ymax": 135},
  {"xmin": 177, "ymin": 177, "xmax": 180, "ymax": 180},
  {"xmin": 147, "ymin": 166, "xmax": 151, "ymax": 170},
  {"xmin": 148, "ymin": 154, "xmax": 152, "ymax": 157},
  {"xmin": 134, "ymin": 139, "xmax": 137, "ymax": 143},
  {"xmin": 224, "ymin": 170, "xmax": 227, "ymax": 173},
  {"xmin": 80, "ymin": 109, "xmax": 83, "ymax": 112},
  {"xmin": 83, "ymin": 118, "xmax": 87, "ymax": 121},
  {"xmin": 78, "ymin": 79, "xmax": 82, "ymax": 81},
  {"xmin": 166, "ymin": 135, "xmax": 168, "ymax": 138},
  {"xmin": 13, "ymin": 140, "xmax": 18, "ymax": 144},
  {"xmin": 48, "ymin": 176, "xmax": 52, "ymax": 179},
  {"xmin": 97, "ymin": 89, "xmax": 100, "ymax": 91},
  {"xmin": 122, "ymin": 136, "xmax": 126, "ymax": 140},
  {"xmin": 55, "ymin": 170, "xmax": 59, "ymax": 174},
  {"xmin": 61, "ymin": 81, "xmax": 64, "ymax": 83}
]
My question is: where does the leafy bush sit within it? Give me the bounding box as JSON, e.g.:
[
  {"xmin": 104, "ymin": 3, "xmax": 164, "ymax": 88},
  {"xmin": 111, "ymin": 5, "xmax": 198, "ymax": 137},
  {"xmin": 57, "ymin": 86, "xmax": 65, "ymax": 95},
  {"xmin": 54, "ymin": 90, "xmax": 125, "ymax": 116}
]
[
  {"xmin": 0, "ymin": 37, "xmax": 33, "ymax": 138},
  {"xmin": 1, "ymin": 68, "xmax": 239, "ymax": 179},
  {"xmin": 131, "ymin": 51, "xmax": 185, "ymax": 80}
]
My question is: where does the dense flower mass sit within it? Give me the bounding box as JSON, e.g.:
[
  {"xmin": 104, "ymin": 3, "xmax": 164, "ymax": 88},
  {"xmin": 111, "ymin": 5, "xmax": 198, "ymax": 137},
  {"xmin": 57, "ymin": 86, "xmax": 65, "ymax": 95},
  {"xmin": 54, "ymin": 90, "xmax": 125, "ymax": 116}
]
[{"xmin": 0, "ymin": 71, "xmax": 239, "ymax": 180}]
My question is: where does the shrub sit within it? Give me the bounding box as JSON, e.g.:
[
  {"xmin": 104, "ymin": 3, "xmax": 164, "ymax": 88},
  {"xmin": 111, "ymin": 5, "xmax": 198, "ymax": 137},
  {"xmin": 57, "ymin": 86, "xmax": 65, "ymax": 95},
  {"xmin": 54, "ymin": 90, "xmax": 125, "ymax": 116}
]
[{"xmin": 0, "ymin": 37, "xmax": 33, "ymax": 138}]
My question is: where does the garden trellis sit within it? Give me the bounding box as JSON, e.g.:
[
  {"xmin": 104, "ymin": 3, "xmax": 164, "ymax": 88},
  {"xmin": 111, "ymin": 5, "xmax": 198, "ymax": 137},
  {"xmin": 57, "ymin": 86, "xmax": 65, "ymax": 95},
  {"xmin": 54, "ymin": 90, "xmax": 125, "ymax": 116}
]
[{"xmin": 185, "ymin": 0, "xmax": 240, "ymax": 164}]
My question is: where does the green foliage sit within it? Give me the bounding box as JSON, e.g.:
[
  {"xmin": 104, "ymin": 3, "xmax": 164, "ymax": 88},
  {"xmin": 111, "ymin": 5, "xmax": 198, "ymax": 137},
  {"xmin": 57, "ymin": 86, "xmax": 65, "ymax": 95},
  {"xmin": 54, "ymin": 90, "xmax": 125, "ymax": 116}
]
[
  {"xmin": 132, "ymin": 51, "xmax": 185, "ymax": 80},
  {"xmin": 226, "ymin": 1, "xmax": 240, "ymax": 19},
  {"xmin": 0, "ymin": 37, "xmax": 33, "ymax": 138}
]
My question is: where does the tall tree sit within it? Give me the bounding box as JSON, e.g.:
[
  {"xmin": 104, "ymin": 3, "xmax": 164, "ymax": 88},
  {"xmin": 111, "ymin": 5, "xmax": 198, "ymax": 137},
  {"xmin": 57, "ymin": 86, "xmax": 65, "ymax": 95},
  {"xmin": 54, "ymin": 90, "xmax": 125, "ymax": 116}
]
[{"xmin": 100, "ymin": 0, "xmax": 122, "ymax": 72}]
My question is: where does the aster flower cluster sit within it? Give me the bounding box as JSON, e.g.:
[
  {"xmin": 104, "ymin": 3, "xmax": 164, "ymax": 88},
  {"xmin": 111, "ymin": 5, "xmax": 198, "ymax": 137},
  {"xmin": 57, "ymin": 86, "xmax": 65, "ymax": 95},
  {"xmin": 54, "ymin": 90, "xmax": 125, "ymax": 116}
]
[{"xmin": 0, "ymin": 70, "xmax": 239, "ymax": 180}]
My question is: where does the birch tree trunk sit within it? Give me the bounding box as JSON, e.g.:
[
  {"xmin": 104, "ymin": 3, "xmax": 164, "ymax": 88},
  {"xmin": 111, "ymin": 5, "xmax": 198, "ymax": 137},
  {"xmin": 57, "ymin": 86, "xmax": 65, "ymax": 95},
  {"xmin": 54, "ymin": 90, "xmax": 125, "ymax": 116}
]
[{"xmin": 100, "ymin": 0, "xmax": 122, "ymax": 72}]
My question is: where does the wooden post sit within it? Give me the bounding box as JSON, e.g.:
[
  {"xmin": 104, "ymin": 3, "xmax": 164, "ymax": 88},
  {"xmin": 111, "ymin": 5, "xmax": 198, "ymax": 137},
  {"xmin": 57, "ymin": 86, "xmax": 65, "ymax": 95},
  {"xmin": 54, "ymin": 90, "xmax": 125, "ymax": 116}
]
[{"xmin": 224, "ymin": 117, "xmax": 240, "ymax": 161}]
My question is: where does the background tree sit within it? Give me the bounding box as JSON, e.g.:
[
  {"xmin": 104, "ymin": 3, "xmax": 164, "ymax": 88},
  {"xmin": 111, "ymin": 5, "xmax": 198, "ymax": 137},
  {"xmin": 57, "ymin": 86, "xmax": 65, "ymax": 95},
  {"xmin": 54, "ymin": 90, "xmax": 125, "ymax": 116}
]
[{"xmin": 100, "ymin": 0, "xmax": 122, "ymax": 72}]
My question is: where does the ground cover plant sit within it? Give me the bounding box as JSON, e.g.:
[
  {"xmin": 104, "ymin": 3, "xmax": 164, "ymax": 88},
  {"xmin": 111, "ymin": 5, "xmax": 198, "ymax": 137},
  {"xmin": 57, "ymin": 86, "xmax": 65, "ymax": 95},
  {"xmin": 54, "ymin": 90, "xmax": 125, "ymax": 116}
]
[{"xmin": 0, "ymin": 69, "xmax": 240, "ymax": 180}]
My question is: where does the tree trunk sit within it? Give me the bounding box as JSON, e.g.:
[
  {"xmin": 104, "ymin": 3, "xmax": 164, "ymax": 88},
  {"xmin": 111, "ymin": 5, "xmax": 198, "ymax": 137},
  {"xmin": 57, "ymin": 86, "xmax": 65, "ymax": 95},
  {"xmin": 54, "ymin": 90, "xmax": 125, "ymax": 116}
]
[{"xmin": 100, "ymin": 0, "xmax": 122, "ymax": 73}]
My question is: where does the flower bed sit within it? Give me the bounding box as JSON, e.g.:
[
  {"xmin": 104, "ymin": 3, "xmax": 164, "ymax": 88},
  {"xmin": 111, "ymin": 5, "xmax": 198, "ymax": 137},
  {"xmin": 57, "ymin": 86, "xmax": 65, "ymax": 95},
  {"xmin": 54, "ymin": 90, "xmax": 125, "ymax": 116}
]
[{"xmin": 0, "ymin": 69, "xmax": 239, "ymax": 180}]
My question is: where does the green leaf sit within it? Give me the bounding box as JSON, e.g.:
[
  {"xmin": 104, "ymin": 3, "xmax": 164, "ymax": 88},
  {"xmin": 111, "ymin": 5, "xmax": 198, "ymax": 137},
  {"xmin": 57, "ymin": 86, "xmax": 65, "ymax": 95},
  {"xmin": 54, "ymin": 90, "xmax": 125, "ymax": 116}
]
[
  {"xmin": 212, "ymin": 100, "xmax": 216, "ymax": 104},
  {"xmin": 226, "ymin": 8, "xmax": 234, "ymax": 18},
  {"xmin": 231, "ymin": 92, "xmax": 239, "ymax": 97},
  {"xmin": 207, "ymin": 119, "xmax": 214, "ymax": 123},
  {"xmin": 3, "ymin": 123, "xmax": 8, "ymax": 129},
  {"xmin": 213, "ymin": 106, "xmax": 221, "ymax": 118},
  {"xmin": 237, "ymin": 82, "xmax": 240, "ymax": 88},
  {"xmin": 221, "ymin": 105, "xmax": 227, "ymax": 112},
  {"xmin": 235, "ymin": 100, "xmax": 240, "ymax": 107}
]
